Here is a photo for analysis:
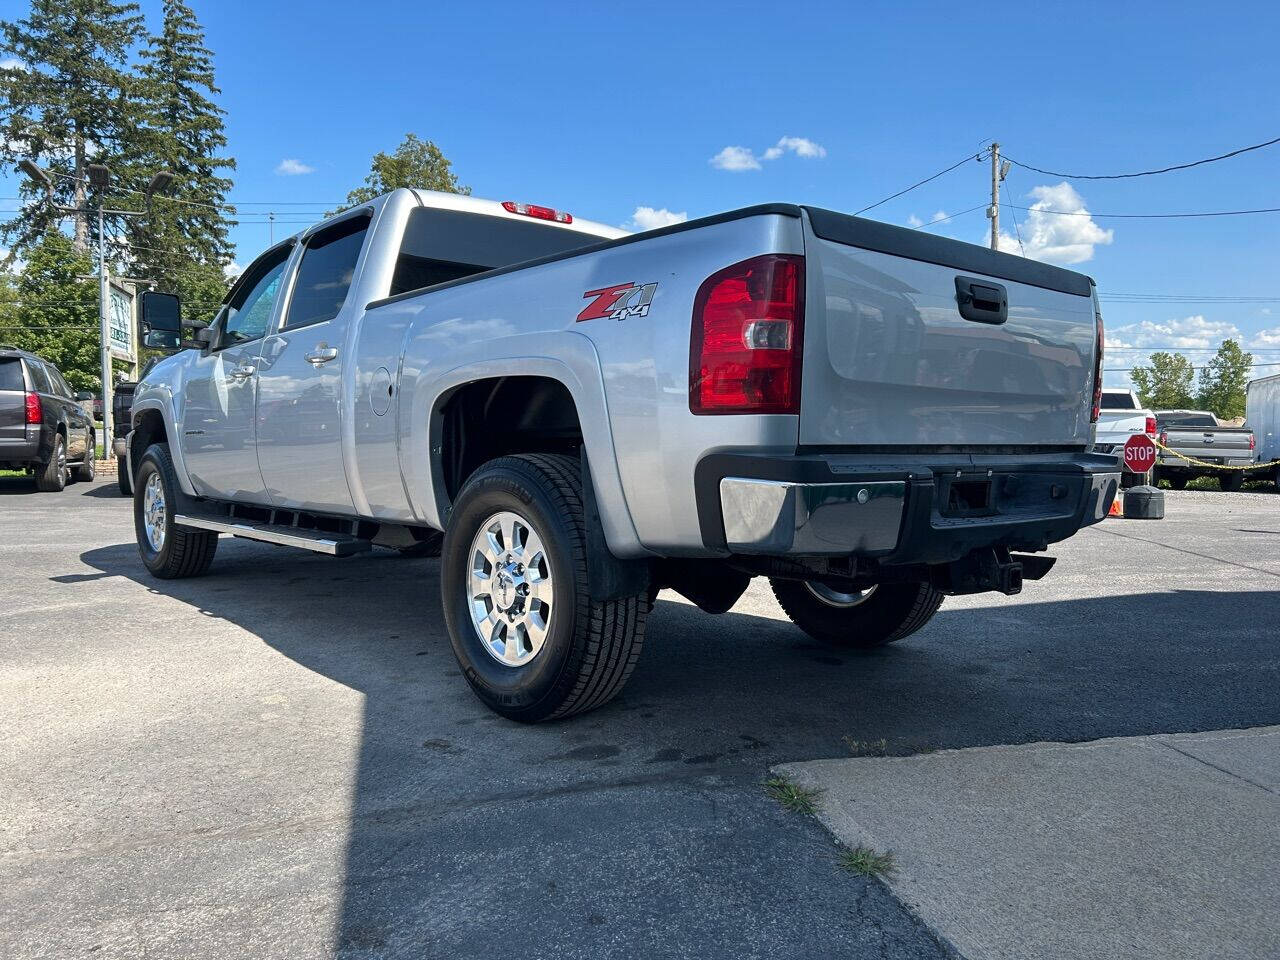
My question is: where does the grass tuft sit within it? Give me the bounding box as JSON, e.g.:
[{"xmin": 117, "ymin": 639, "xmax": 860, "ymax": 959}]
[
  {"xmin": 842, "ymin": 737, "xmax": 889, "ymax": 757},
  {"xmin": 839, "ymin": 846, "xmax": 896, "ymax": 878},
  {"xmin": 763, "ymin": 774, "xmax": 823, "ymax": 814}
]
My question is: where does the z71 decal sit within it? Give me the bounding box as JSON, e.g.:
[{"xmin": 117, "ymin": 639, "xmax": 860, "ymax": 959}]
[{"xmin": 576, "ymin": 281, "xmax": 658, "ymax": 322}]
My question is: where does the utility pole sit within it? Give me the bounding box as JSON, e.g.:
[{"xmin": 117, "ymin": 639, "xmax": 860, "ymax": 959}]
[
  {"xmin": 97, "ymin": 198, "xmax": 112, "ymax": 458},
  {"xmin": 268, "ymin": 211, "xmax": 275, "ymax": 245},
  {"xmin": 988, "ymin": 142, "xmax": 1001, "ymax": 251}
]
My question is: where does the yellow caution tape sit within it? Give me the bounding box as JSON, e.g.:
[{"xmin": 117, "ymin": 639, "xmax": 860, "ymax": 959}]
[{"xmin": 1151, "ymin": 438, "xmax": 1280, "ymax": 472}]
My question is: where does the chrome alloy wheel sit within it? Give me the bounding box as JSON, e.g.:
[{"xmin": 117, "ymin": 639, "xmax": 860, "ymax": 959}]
[
  {"xmin": 143, "ymin": 471, "xmax": 167, "ymax": 552},
  {"xmin": 804, "ymin": 581, "xmax": 878, "ymax": 608},
  {"xmin": 467, "ymin": 510, "xmax": 554, "ymax": 667}
]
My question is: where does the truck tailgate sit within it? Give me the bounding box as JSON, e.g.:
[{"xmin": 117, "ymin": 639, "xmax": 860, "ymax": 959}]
[
  {"xmin": 799, "ymin": 208, "xmax": 1097, "ymax": 448},
  {"xmin": 1164, "ymin": 427, "xmax": 1253, "ymax": 458}
]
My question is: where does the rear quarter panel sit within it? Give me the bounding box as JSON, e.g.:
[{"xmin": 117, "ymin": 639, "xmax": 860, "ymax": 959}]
[{"xmin": 381, "ymin": 212, "xmax": 805, "ymax": 556}]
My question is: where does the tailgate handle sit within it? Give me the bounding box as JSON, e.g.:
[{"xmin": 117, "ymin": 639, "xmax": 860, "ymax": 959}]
[{"xmin": 954, "ymin": 276, "xmax": 1008, "ymax": 325}]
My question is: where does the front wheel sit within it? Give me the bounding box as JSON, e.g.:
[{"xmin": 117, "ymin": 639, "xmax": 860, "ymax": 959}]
[
  {"xmin": 134, "ymin": 444, "xmax": 218, "ymax": 579},
  {"xmin": 441, "ymin": 454, "xmax": 649, "ymax": 722},
  {"xmin": 71, "ymin": 435, "xmax": 95, "ymax": 482},
  {"xmin": 770, "ymin": 578, "xmax": 944, "ymax": 648}
]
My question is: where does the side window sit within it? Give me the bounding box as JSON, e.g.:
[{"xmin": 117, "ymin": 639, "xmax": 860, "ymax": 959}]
[
  {"xmin": 283, "ymin": 215, "xmax": 369, "ymax": 329},
  {"xmin": 50, "ymin": 368, "xmax": 72, "ymax": 398},
  {"xmin": 27, "ymin": 361, "xmax": 52, "ymax": 394},
  {"xmin": 221, "ymin": 246, "xmax": 291, "ymax": 348}
]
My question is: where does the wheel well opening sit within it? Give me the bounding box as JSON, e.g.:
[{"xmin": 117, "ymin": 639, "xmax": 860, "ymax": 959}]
[
  {"xmin": 436, "ymin": 377, "xmax": 583, "ymax": 502},
  {"xmin": 129, "ymin": 410, "xmax": 168, "ymax": 468}
]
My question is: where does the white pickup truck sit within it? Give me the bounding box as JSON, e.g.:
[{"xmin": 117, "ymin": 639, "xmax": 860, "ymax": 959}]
[
  {"xmin": 1094, "ymin": 388, "xmax": 1156, "ymax": 482},
  {"xmin": 128, "ymin": 189, "xmax": 1120, "ymax": 721}
]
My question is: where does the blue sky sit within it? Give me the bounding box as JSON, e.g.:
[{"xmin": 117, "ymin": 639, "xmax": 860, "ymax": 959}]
[{"xmin": 7, "ymin": 0, "xmax": 1280, "ymax": 386}]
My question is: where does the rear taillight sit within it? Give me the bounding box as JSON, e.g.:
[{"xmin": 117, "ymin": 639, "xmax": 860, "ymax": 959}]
[
  {"xmin": 690, "ymin": 254, "xmax": 804, "ymax": 414},
  {"xmin": 1145, "ymin": 416, "xmax": 1157, "ymax": 436},
  {"xmin": 24, "ymin": 391, "xmax": 41, "ymax": 425},
  {"xmin": 1158, "ymin": 430, "xmax": 1168, "ymax": 446},
  {"xmin": 1090, "ymin": 311, "xmax": 1104, "ymax": 423},
  {"xmin": 1250, "ymin": 433, "xmax": 1256, "ymax": 451},
  {"xmin": 502, "ymin": 201, "xmax": 572, "ymax": 224}
]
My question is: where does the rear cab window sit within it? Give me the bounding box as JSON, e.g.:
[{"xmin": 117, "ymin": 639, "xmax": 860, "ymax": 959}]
[
  {"xmin": 1161, "ymin": 413, "xmax": 1217, "ymax": 427},
  {"xmin": 1101, "ymin": 392, "xmax": 1137, "ymax": 410},
  {"xmin": 390, "ymin": 208, "xmax": 603, "ymax": 297}
]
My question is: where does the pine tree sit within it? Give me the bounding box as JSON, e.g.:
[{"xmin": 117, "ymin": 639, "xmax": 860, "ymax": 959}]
[
  {"xmin": 0, "ymin": 0, "xmax": 146, "ymax": 257},
  {"xmin": 122, "ymin": 0, "xmax": 233, "ymax": 321}
]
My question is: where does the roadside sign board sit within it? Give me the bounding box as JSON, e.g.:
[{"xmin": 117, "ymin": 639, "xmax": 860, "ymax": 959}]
[
  {"xmin": 108, "ymin": 282, "xmax": 135, "ymax": 363},
  {"xmin": 1123, "ymin": 434, "xmax": 1157, "ymax": 474}
]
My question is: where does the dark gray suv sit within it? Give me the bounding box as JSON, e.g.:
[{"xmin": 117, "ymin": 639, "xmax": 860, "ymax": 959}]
[{"xmin": 0, "ymin": 346, "xmax": 96, "ymax": 491}]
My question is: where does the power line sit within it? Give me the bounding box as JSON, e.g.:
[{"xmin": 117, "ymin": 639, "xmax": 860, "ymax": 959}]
[
  {"xmin": 1002, "ymin": 181, "xmax": 1025, "ymax": 256},
  {"xmin": 1105, "ymin": 360, "xmax": 1280, "ymax": 372},
  {"xmin": 1009, "ymin": 203, "xmax": 1280, "ymax": 220},
  {"xmin": 854, "ymin": 150, "xmax": 989, "ymax": 216},
  {"xmin": 910, "ymin": 203, "xmax": 988, "ymax": 230},
  {"xmin": 1005, "ymin": 134, "xmax": 1280, "ymax": 180}
]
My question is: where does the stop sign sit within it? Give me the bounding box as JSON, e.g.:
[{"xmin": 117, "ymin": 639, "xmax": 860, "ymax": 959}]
[{"xmin": 1123, "ymin": 433, "xmax": 1157, "ymax": 474}]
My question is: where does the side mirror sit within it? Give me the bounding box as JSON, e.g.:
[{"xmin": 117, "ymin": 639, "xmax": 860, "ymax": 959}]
[
  {"xmin": 75, "ymin": 391, "xmax": 94, "ymax": 402},
  {"xmin": 140, "ymin": 290, "xmax": 182, "ymax": 349},
  {"xmin": 185, "ymin": 325, "xmax": 216, "ymax": 351}
]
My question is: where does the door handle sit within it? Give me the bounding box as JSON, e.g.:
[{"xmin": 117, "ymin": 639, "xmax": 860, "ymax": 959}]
[
  {"xmin": 230, "ymin": 364, "xmax": 256, "ymax": 380},
  {"xmin": 305, "ymin": 345, "xmax": 339, "ymax": 366}
]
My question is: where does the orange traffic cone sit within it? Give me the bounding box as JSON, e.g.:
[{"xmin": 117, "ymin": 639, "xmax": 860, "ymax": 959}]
[{"xmin": 1108, "ymin": 496, "xmax": 1123, "ymax": 518}]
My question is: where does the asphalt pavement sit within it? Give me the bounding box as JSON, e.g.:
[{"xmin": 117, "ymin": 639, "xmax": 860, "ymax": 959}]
[{"xmin": 2, "ymin": 477, "xmax": 1277, "ymax": 959}]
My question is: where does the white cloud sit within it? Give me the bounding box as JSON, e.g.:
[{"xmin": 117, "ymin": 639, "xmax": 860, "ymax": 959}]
[
  {"xmin": 710, "ymin": 136, "xmax": 826, "ymax": 172},
  {"xmin": 761, "ymin": 136, "xmax": 827, "ymax": 161},
  {"xmin": 275, "ymin": 158, "xmax": 314, "ymax": 176},
  {"xmin": 995, "ymin": 182, "xmax": 1113, "ymax": 265},
  {"xmin": 627, "ymin": 206, "xmax": 688, "ymax": 231},
  {"xmin": 1109, "ymin": 315, "xmax": 1241, "ymax": 351},
  {"xmin": 906, "ymin": 214, "xmax": 923, "ymax": 228},
  {"xmin": 709, "ymin": 145, "xmax": 761, "ymax": 172},
  {"xmin": 1251, "ymin": 326, "xmax": 1280, "ymax": 346},
  {"xmin": 222, "ymin": 261, "xmax": 242, "ymax": 279},
  {"xmin": 0, "ymin": 57, "xmax": 25, "ymax": 71}
]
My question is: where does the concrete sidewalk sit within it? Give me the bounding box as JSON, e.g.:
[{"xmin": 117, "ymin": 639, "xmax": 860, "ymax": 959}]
[{"xmin": 780, "ymin": 726, "xmax": 1280, "ymax": 960}]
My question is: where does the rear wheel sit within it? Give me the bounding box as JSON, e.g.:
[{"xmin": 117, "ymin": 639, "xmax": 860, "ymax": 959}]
[
  {"xmin": 770, "ymin": 578, "xmax": 943, "ymax": 649},
  {"xmin": 1220, "ymin": 472, "xmax": 1244, "ymax": 492},
  {"xmin": 134, "ymin": 444, "xmax": 218, "ymax": 579},
  {"xmin": 441, "ymin": 454, "xmax": 649, "ymax": 722},
  {"xmin": 34, "ymin": 435, "xmax": 67, "ymax": 492},
  {"xmin": 117, "ymin": 455, "xmax": 133, "ymax": 496}
]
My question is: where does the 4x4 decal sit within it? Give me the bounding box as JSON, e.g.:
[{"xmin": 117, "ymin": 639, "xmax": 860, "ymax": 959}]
[{"xmin": 577, "ymin": 281, "xmax": 658, "ymax": 322}]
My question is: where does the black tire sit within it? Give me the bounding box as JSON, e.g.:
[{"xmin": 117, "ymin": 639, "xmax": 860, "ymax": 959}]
[
  {"xmin": 134, "ymin": 444, "xmax": 218, "ymax": 579},
  {"xmin": 1220, "ymin": 472, "xmax": 1244, "ymax": 492},
  {"xmin": 34, "ymin": 434, "xmax": 67, "ymax": 492},
  {"xmin": 71, "ymin": 434, "xmax": 95, "ymax": 482},
  {"xmin": 117, "ymin": 454, "xmax": 133, "ymax": 497},
  {"xmin": 441, "ymin": 454, "xmax": 649, "ymax": 722},
  {"xmin": 770, "ymin": 578, "xmax": 943, "ymax": 649}
]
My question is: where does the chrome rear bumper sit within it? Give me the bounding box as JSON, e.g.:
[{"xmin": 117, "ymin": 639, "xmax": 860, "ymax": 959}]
[{"xmin": 718, "ymin": 478, "xmax": 906, "ymax": 554}]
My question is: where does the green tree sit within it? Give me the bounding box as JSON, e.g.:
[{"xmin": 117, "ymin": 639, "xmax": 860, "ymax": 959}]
[
  {"xmin": 1196, "ymin": 339, "xmax": 1253, "ymax": 419},
  {"xmin": 1130, "ymin": 351, "xmax": 1196, "ymax": 409},
  {"xmin": 124, "ymin": 0, "xmax": 235, "ymax": 296},
  {"xmin": 340, "ymin": 133, "xmax": 469, "ymax": 211},
  {"xmin": 0, "ymin": 0, "xmax": 146, "ymax": 257},
  {"xmin": 8, "ymin": 232, "xmax": 100, "ymax": 391}
]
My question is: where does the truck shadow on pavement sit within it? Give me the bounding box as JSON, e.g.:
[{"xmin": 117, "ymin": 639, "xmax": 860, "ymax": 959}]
[{"xmin": 76, "ymin": 538, "xmax": 1280, "ymax": 958}]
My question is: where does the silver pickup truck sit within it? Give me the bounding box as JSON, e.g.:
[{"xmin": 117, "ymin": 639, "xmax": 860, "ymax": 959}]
[
  {"xmin": 128, "ymin": 189, "xmax": 1120, "ymax": 721},
  {"xmin": 1153, "ymin": 409, "xmax": 1255, "ymax": 491}
]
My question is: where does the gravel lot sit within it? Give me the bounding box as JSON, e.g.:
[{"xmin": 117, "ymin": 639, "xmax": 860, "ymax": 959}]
[{"xmin": 2, "ymin": 478, "xmax": 1276, "ymax": 959}]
